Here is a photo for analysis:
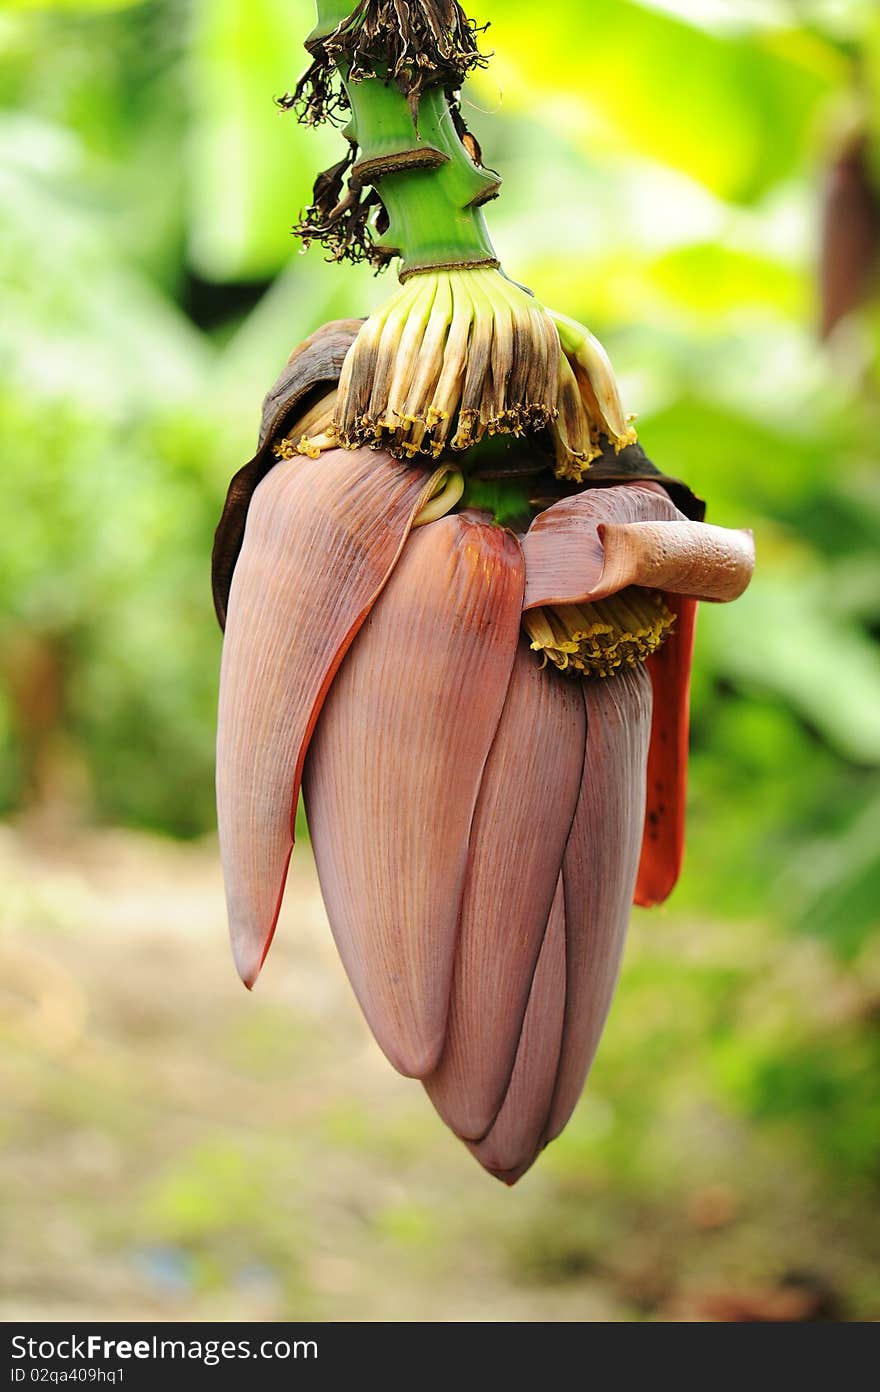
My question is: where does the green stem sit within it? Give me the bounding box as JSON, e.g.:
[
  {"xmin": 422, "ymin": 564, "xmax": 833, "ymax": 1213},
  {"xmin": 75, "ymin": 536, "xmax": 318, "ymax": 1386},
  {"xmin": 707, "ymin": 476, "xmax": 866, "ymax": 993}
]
[
  {"xmin": 347, "ymin": 79, "xmax": 500, "ymax": 275},
  {"xmin": 307, "ymin": 0, "xmax": 358, "ymax": 40},
  {"xmin": 309, "ymin": 1, "xmax": 502, "ymax": 276}
]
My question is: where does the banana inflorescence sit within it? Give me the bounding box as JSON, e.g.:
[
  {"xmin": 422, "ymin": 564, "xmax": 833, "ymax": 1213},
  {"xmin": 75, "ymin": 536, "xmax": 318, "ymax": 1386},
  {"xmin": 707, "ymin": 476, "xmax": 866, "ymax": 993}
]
[{"xmin": 296, "ymin": 266, "xmax": 636, "ymax": 481}]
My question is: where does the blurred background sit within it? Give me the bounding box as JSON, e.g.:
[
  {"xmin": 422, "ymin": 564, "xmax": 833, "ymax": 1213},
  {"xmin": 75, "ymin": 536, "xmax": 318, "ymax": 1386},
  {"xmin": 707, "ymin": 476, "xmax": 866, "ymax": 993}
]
[{"xmin": 2, "ymin": 0, "xmax": 879, "ymax": 1322}]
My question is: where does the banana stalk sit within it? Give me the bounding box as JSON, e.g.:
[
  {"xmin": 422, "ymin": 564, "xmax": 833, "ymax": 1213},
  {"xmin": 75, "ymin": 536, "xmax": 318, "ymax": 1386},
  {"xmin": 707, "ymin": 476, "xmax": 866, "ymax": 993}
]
[{"xmin": 286, "ymin": 0, "xmax": 634, "ymax": 478}]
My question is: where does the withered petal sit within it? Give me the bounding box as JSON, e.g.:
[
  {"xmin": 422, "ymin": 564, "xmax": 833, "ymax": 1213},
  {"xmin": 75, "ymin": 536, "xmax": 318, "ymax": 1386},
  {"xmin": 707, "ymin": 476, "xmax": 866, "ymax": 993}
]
[
  {"xmin": 216, "ymin": 447, "xmax": 433, "ymax": 989},
  {"xmin": 424, "ymin": 645, "xmax": 585, "ymax": 1140},
  {"xmin": 303, "ymin": 515, "xmax": 525, "ymax": 1079}
]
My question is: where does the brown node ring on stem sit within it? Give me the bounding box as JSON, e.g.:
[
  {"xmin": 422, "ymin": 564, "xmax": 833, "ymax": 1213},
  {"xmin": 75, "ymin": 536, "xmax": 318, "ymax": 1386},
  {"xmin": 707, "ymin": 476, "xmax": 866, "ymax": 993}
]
[{"xmin": 352, "ymin": 148, "xmax": 451, "ymax": 182}]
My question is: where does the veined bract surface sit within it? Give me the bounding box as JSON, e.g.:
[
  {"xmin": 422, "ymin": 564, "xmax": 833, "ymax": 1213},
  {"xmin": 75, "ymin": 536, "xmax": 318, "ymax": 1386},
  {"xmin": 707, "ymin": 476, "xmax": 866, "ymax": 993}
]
[{"xmin": 216, "ymin": 420, "xmax": 753, "ymax": 1180}]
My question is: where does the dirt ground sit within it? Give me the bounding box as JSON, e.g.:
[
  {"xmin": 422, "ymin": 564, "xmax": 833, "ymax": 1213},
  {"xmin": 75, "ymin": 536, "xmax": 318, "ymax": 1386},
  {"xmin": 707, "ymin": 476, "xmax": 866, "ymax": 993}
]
[{"xmin": 1, "ymin": 822, "xmax": 876, "ymax": 1322}]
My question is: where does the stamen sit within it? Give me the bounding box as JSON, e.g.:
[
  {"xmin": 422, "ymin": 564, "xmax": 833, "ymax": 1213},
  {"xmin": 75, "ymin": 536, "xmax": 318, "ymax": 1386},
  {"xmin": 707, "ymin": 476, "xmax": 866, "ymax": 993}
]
[
  {"xmin": 523, "ymin": 586, "xmax": 675, "ymax": 679},
  {"xmin": 332, "ymin": 267, "xmax": 562, "ymax": 459},
  {"xmin": 412, "ymin": 469, "xmax": 465, "ymax": 526},
  {"xmin": 326, "ymin": 267, "xmax": 635, "ymax": 478},
  {"xmin": 275, "ymin": 389, "xmax": 340, "ymax": 460},
  {"xmin": 548, "ymin": 310, "xmax": 638, "ymax": 482}
]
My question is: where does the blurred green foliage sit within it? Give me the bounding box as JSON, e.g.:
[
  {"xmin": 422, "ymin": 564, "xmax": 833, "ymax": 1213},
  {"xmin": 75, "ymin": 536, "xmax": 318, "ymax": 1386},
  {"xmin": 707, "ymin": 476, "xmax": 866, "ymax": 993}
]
[{"xmin": 1, "ymin": 0, "xmax": 879, "ymax": 1316}]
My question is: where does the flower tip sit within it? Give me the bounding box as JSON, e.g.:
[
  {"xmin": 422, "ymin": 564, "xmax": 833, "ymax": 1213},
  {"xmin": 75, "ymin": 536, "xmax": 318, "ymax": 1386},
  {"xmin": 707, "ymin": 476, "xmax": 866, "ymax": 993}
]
[
  {"xmin": 371, "ymin": 1013, "xmax": 446, "ymax": 1079},
  {"xmin": 228, "ymin": 925, "xmax": 272, "ymax": 992},
  {"xmin": 497, "ymin": 1165, "xmax": 531, "ymax": 1188},
  {"xmin": 633, "ymin": 881, "xmax": 671, "ymax": 911},
  {"xmin": 468, "ymin": 1148, "xmax": 537, "ymax": 1186},
  {"xmin": 231, "ymin": 949, "xmax": 260, "ymax": 992}
]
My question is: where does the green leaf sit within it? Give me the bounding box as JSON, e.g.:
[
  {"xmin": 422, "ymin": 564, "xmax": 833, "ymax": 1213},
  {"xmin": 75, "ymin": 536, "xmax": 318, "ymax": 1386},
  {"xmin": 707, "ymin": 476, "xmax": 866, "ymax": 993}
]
[
  {"xmin": 704, "ymin": 572, "xmax": 880, "ymax": 765},
  {"xmin": 792, "ymin": 794, "xmax": 880, "ymax": 957},
  {"xmin": 0, "ymin": 114, "xmax": 209, "ymax": 411},
  {"xmin": 482, "ymin": 0, "xmax": 843, "ymax": 201},
  {"xmin": 187, "ymin": 0, "xmax": 343, "ymax": 281},
  {"xmin": 3, "ymin": 0, "xmax": 141, "ymax": 10}
]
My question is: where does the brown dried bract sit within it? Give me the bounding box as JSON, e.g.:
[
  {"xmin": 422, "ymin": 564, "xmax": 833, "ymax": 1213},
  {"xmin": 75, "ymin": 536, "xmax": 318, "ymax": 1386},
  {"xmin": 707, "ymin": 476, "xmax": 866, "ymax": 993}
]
[
  {"xmin": 291, "ymin": 1, "xmax": 490, "ymax": 127},
  {"xmin": 294, "ymin": 144, "xmax": 393, "ymax": 271}
]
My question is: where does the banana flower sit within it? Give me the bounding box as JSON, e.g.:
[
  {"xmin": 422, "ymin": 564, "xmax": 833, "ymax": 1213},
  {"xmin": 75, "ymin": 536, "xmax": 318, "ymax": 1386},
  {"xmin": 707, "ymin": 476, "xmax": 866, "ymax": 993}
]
[
  {"xmin": 214, "ymin": 330, "xmax": 753, "ymax": 1183},
  {"xmin": 213, "ymin": 0, "xmax": 755, "ymax": 1181}
]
